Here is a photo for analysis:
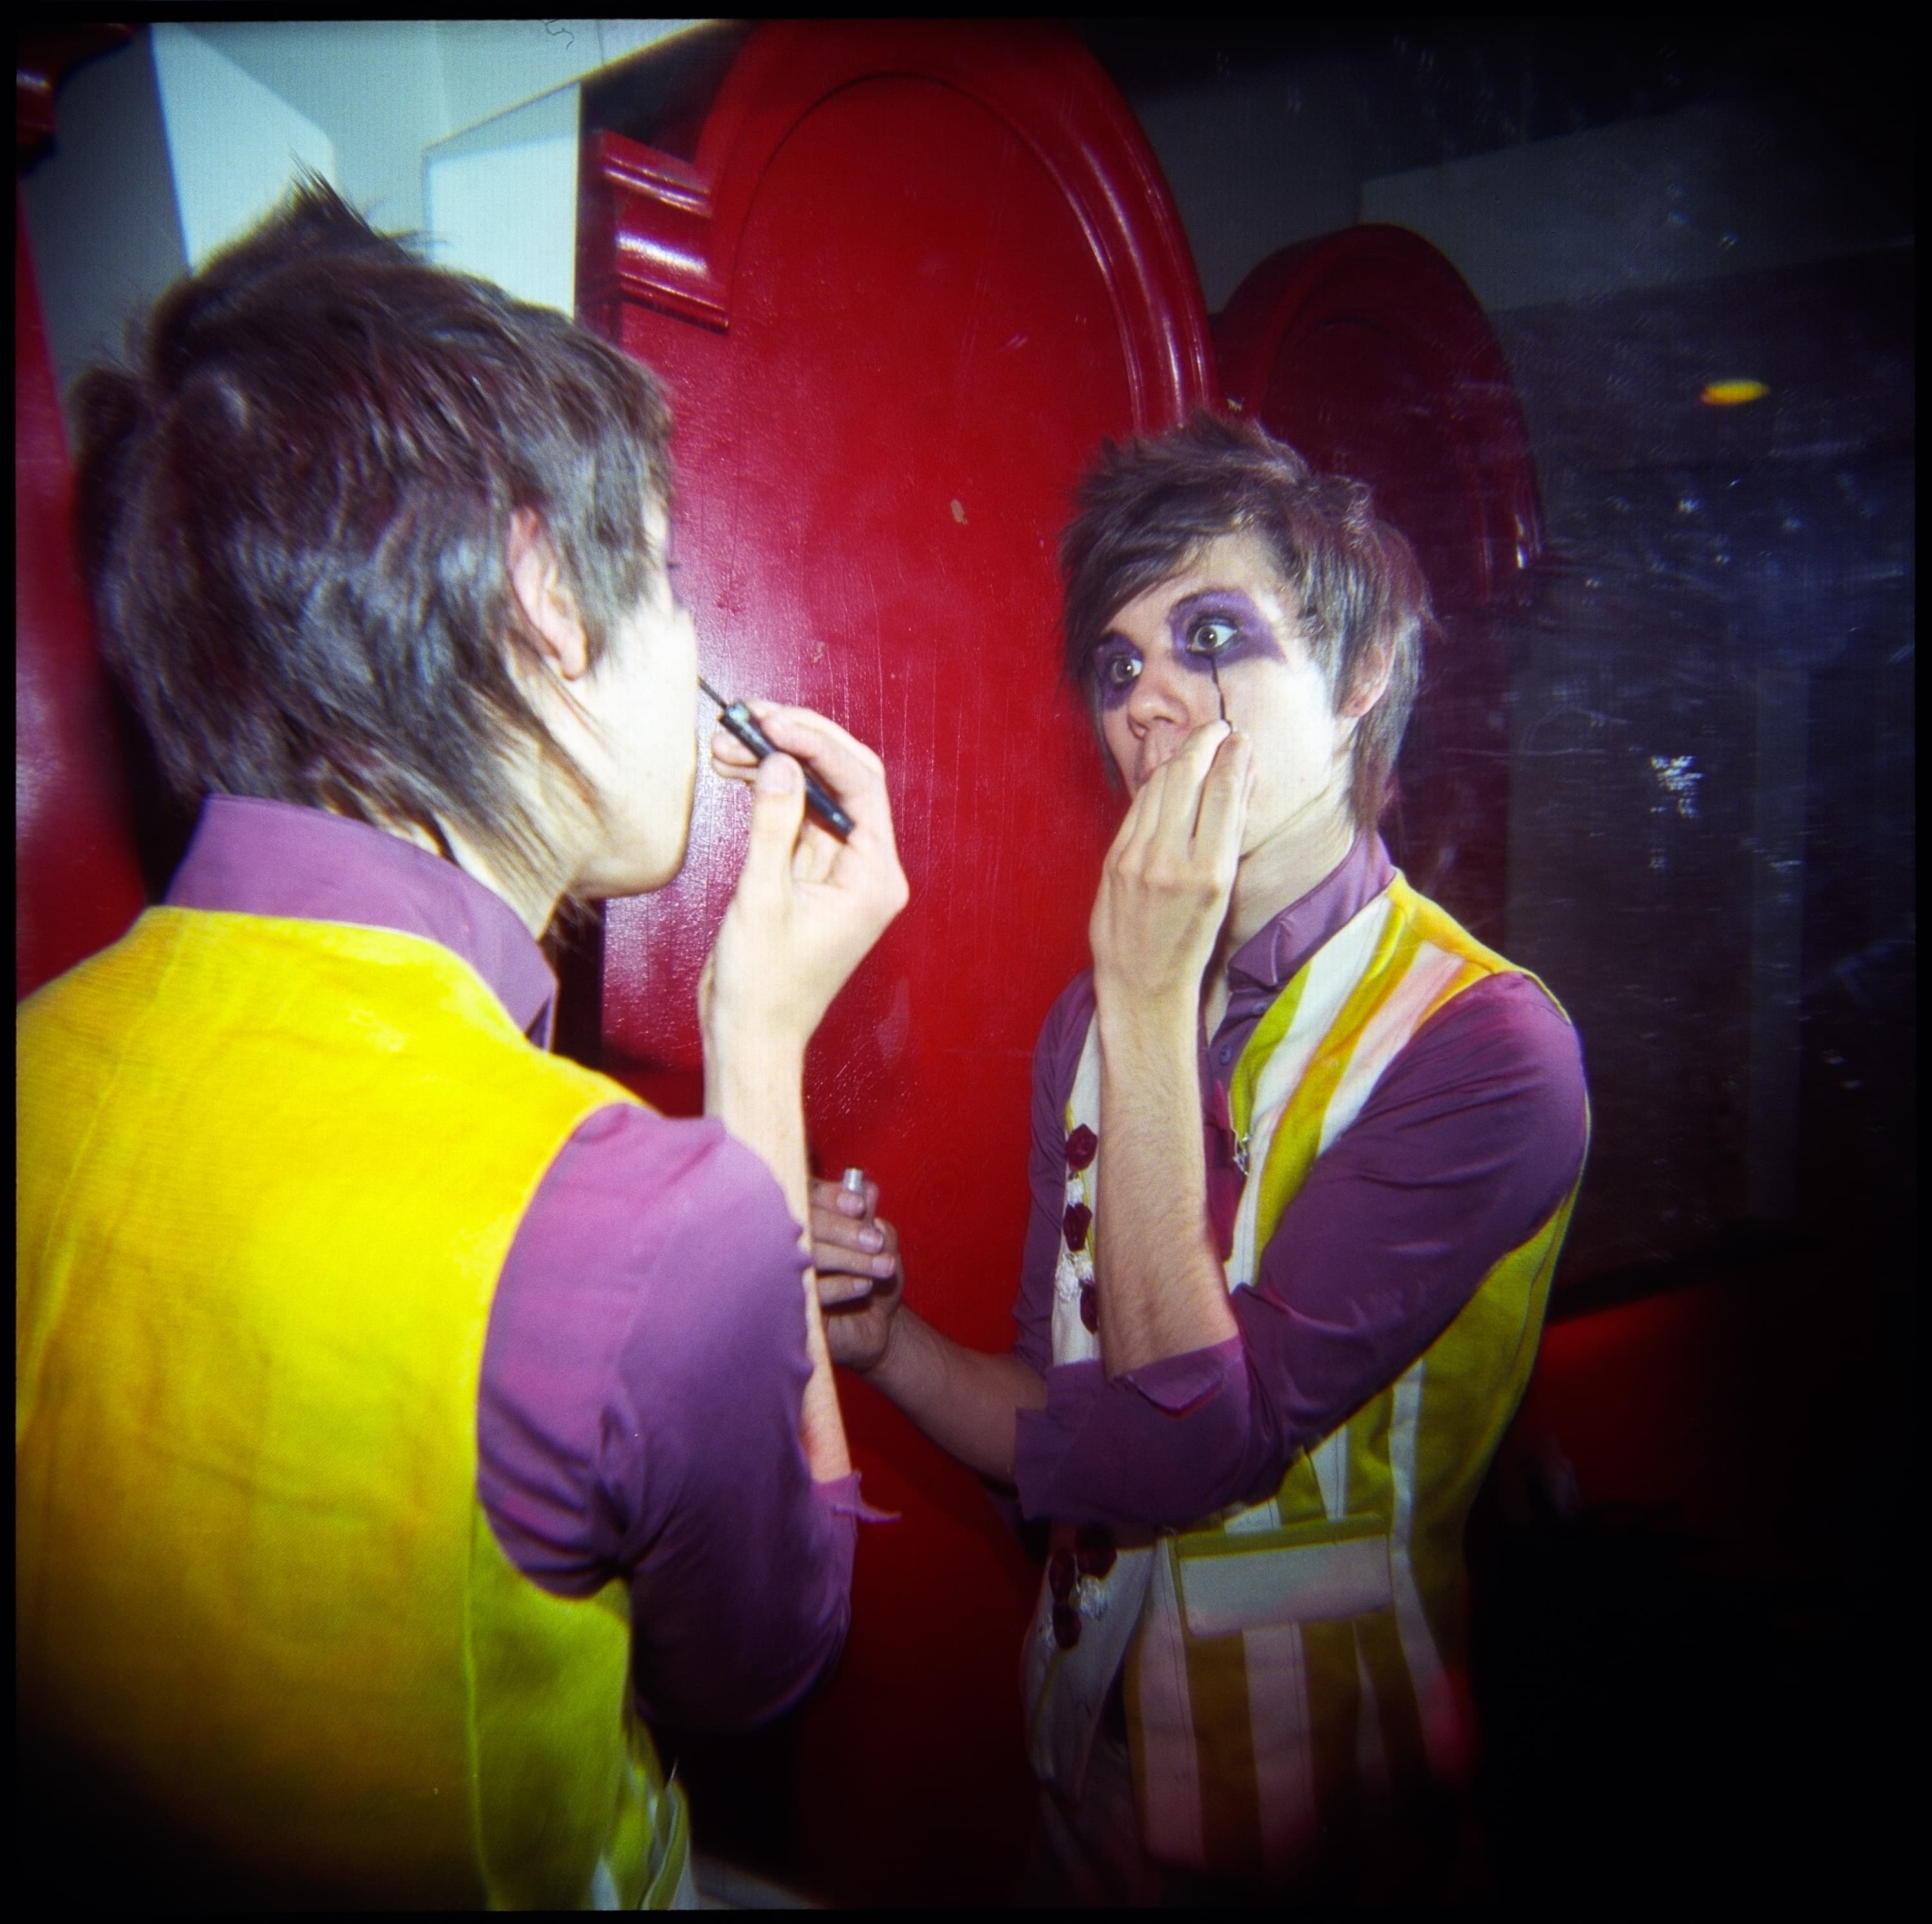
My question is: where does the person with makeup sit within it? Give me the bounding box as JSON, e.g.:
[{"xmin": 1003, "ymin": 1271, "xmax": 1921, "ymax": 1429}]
[
  {"xmin": 16, "ymin": 184, "xmax": 907, "ymax": 1909},
  {"xmin": 803, "ymin": 415, "xmax": 1589, "ymax": 1901}
]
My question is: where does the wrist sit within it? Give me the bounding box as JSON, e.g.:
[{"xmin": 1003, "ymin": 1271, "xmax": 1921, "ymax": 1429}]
[
  {"xmin": 863, "ymin": 1302, "xmax": 923, "ymax": 1397},
  {"xmin": 703, "ymin": 1022, "xmax": 807, "ymax": 1104},
  {"xmin": 1095, "ymin": 990, "xmax": 1196, "ymax": 1059}
]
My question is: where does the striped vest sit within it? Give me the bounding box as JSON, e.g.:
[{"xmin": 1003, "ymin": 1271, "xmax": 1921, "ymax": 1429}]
[
  {"xmin": 1023, "ymin": 874, "xmax": 1583, "ymax": 1880},
  {"xmin": 17, "ymin": 909, "xmax": 690, "ymax": 1907}
]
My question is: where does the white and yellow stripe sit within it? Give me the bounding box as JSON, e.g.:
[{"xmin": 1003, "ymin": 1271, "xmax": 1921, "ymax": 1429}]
[{"xmin": 1023, "ymin": 873, "xmax": 1584, "ymax": 1880}]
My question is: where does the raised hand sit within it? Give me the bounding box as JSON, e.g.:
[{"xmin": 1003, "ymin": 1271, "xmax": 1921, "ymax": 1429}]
[
  {"xmin": 1089, "ymin": 720, "xmax": 1252, "ymax": 1017},
  {"xmin": 700, "ymin": 701, "xmax": 907, "ymax": 1484},
  {"xmin": 705, "ymin": 702, "xmax": 909, "ymax": 1061}
]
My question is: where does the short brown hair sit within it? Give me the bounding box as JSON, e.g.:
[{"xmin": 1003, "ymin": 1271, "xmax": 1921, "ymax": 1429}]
[
  {"xmin": 71, "ymin": 177, "xmax": 674, "ymax": 900},
  {"xmin": 1059, "ymin": 413, "xmax": 1428, "ymax": 827}
]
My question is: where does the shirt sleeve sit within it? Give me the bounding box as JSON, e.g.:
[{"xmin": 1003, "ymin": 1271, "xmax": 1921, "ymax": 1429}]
[
  {"xmin": 1010, "ymin": 972, "xmax": 1099, "ymax": 1381},
  {"xmin": 477, "ymin": 1102, "xmax": 856, "ymax": 1730},
  {"xmin": 1012, "ymin": 972, "xmax": 1589, "ymax": 1529}
]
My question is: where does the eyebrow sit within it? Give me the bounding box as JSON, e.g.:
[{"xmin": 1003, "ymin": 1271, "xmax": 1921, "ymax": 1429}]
[{"xmin": 1168, "ymin": 586, "xmax": 1267, "ymax": 619}]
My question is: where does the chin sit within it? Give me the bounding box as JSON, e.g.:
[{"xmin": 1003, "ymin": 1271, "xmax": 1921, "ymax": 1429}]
[
  {"xmin": 578, "ymin": 827, "xmax": 690, "ymax": 902},
  {"xmin": 589, "ymin": 773, "xmax": 696, "ymax": 899}
]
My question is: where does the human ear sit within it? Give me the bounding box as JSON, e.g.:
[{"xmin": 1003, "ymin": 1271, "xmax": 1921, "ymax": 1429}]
[
  {"xmin": 1338, "ymin": 639, "xmax": 1394, "ymax": 720},
  {"xmin": 507, "ymin": 508, "xmax": 591, "ymax": 681}
]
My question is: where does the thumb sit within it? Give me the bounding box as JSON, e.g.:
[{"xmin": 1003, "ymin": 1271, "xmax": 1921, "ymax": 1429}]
[{"xmin": 741, "ymin": 752, "xmax": 806, "ymax": 898}]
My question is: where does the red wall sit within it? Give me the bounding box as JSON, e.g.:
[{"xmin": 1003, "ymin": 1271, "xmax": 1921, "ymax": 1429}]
[{"xmin": 577, "ymin": 23, "xmax": 1216, "ymax": 1901}]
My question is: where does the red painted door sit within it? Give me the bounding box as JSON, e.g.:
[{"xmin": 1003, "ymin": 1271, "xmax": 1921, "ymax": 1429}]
[
  {"xmin": 1215, "ymin": 225, "xmax": 1544, "ymax": 941},
  {"xmin": 576, "ymin": 21, "xmax": 1215, "ymax": 1901},
  {"xmin": 15, "ymin": 194, "xmax": 146, "ymax": 1000}
]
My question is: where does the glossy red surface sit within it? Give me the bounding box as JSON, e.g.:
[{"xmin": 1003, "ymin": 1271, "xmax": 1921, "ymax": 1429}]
[
  {"xmin": 579, "ymin": 21, "xmax": 1215, "ymax": 1900},
  {"xmin": 1215, "ymin": 225, "xmax": 1545, "ymax": 940},
  {"xmin": 15, "ymin": 197, "xmax": 146, "ymax": 1001}
]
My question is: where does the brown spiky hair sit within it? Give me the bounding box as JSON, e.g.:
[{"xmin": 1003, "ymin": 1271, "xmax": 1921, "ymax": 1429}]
[
  {"xmin": 71, "ymin": 176, "xmax": 675, "ymax": 909},
  {"xmin": 1060, "ymin": 413, "xmax": 1429, "ymax": 826}
]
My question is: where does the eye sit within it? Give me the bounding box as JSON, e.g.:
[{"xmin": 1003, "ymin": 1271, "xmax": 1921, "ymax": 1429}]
[
  {"xmin": 1097, "ymin": 648, "xmax": 1142, "ymax": 690},
  {"xmin": 1185, "ymin": 617, "xmax": 1239, "ymax": 658}
]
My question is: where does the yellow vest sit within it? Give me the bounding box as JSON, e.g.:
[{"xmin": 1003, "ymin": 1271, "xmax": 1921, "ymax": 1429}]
[
  {"xmin": 17, "ymin": 908, "xmax": 690, "ymax": 1907},
  {"xmin": 1026, "ymin": 874, "xmax": 1584, "ymax": 1882}
]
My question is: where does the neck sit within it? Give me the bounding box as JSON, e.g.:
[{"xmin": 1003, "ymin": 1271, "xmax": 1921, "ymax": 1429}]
[
  {"xmin": 381, "ymin": 815, "xmax": 565, "ymax": 939},
  {"xmin": 1205, "ymin": 795, "xmax": 1358, "ymax": 1021}
]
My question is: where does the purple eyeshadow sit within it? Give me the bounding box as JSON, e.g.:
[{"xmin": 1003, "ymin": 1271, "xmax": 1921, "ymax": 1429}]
[
  {"xmin": 1090, "ymin": 585, "xmax": 1285, "ymax": 710},
  {"xmin": 1165, "ymin": 589, "xmax": 1282, "ymax": 663}
]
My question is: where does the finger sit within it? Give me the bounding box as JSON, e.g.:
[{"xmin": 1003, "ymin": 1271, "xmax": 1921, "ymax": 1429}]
[
  {"xmin": 811, "ymin": 1209, "xmax": 887, "ymax": 1258},
  {"xmin": 1105, "ymin": 751, "xmax": 1164, "ymax": 864},
  {"xmin": 746, "ymin": 704, "xmax": 893, "ymax": 844},
  {"xmin": 746, "ymin": 700, "xmax": 887, "ymax": 782},
  {"xmin": 817, "ymin": 1269, "xmax": 874, "ymax": 1307},
  {"xmin": 1169, "ymin": 720, "xmax": 1233, "ymax": 826},
  {"xmin": 739, "ymin": 752, "xmax": 806, "ymax": 902},
  {"xmin": 871, "ymin": 1220, "xmax": 900, "ymax": 1276},
  {"xmin": 1119, "ymin": 720, "xmax": 1227, "ymax": 858},
  {"xmin": 792, "ymin": 815, "xmax": 841, "ymax": 888},
  {"xmin": 711, "ymin": 724, "xmax": 759, "ymax": 771},
  {"xmin": 1157, "ymin": 721, "xmax": 1235, "ymax": 852},
  {"xmin": 1192, "ymin": 730, "xmax": 1252, "ymax": 866},
  {"xmin": 812, "ymin": 1215, "xmax": 898, "ymax": 1278},
  {"xmin": 810, "ymin": 1176, "xmax": 871, "ymax": 1220}
]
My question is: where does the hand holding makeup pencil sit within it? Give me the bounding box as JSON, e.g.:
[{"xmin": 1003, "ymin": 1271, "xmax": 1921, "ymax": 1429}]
[
  {"xmin": 703, "ymin": 699, "xmax": 907, "ymax": 1060},
  {"xmin": 700, "ymin": 697, "xmax": 907, "ymax": 1480}
]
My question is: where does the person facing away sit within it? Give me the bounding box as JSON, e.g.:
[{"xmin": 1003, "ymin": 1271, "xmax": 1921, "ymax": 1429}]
[
  {"xmin": 15, "ymin": 181, "xmax": 909, "ymax": 1909},
  {"xmin": 796, "ymin": 417, "xmax": 1589, "ymax": 1903}
]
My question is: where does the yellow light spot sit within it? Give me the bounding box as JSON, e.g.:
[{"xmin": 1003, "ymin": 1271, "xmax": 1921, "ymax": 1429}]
[
  {"xmin": 950, "ymin": 498, "xmax": 967, "ymax": 524},
  {"xmin": 1700, "ymin": 379, "xmax": 1769, "ymax": 406}
]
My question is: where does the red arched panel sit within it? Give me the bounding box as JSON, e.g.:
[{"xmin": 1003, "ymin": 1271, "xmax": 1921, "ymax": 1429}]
[
  {"xmin": 1215, "ymin": 223, "xmax": 1544, "ymax": 939},
  {"xmin": 576, "ymin": 21, "xmax": 1216, "ymax": 1901},
  {"xmin": 15, "ymin": 196, "xmax": 146, "ymax": 1001}
]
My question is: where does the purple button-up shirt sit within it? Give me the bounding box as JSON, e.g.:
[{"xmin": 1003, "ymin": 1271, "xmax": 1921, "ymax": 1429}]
[
  {"xmin": 166, "ymin": 795, "xmax": 861, "ymax": 1729},
  {"xmin": 1011, "ymin": 831, "xmax": 1589, "ymax": 1529}
]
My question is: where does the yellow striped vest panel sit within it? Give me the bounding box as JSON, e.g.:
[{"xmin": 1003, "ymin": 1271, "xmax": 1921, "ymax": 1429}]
[{"xmin": 1025, "ymin": 874, "xmax": 1583, "ymax": 1881}]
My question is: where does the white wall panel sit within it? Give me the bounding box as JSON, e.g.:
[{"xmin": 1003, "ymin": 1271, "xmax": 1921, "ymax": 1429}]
[
  {"xmin": 151, "ymin": 24, "xmax": 337, "ymax": 269},
  {"xmin": 424, "ymin": 87, "xmax": 582, "ymax": 316}
]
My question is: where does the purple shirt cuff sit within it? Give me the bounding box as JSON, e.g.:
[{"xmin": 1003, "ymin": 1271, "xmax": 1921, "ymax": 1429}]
[
  {"xmin": 819, "ymin": 1470, "xmax": 900, "ymax": 1524},
  {"xmin": 1013, "ymin": 1337, "xmax": 1259, "ymax": 1529}
]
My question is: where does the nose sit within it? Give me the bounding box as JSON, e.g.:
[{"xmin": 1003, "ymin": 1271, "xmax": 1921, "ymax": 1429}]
[{"xmin": 1123, "ymin": 650, "xmax": 1218, "ymax": 773}]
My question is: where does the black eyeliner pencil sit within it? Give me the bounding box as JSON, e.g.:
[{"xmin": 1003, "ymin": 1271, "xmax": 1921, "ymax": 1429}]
[{"xmin": 699, "ymin": 677, "xmax": 857, "ymax": 838}]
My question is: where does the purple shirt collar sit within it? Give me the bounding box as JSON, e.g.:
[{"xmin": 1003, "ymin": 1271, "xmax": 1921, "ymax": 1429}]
[
  {"xmin": 165, "ymin": 796, "xmax": 558, "ymax": 1048},
  {"xmin": 1218, "ymin": 829, "xmax": 1396, "ymax": 1033}
]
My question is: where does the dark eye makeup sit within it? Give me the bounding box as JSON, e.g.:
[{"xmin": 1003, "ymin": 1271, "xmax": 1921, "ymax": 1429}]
[
  {"xmin": 1092, "ymin": 641, "xmax": 1142, "ymax": 693},
  {"xmin": 1169, "ymin": 589, "xmax": 1278, "ymax": 663},
  {"xmin": 1089, "ymin": 587, "xmax": 1281, "ymax": 704},
  {"xmin": 1184, "ymin": 616, "xmax": 1240, "ymax": 657}
]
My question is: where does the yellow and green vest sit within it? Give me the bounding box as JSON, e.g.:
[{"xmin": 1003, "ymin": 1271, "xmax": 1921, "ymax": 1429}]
[
  {"xmin": 1025, "ymin": 874, "xmax": 1584, "ymax": 1880},
  {"xmin": 17, "ymin": 909, "xmax": 691, "ymax": 1908}
]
